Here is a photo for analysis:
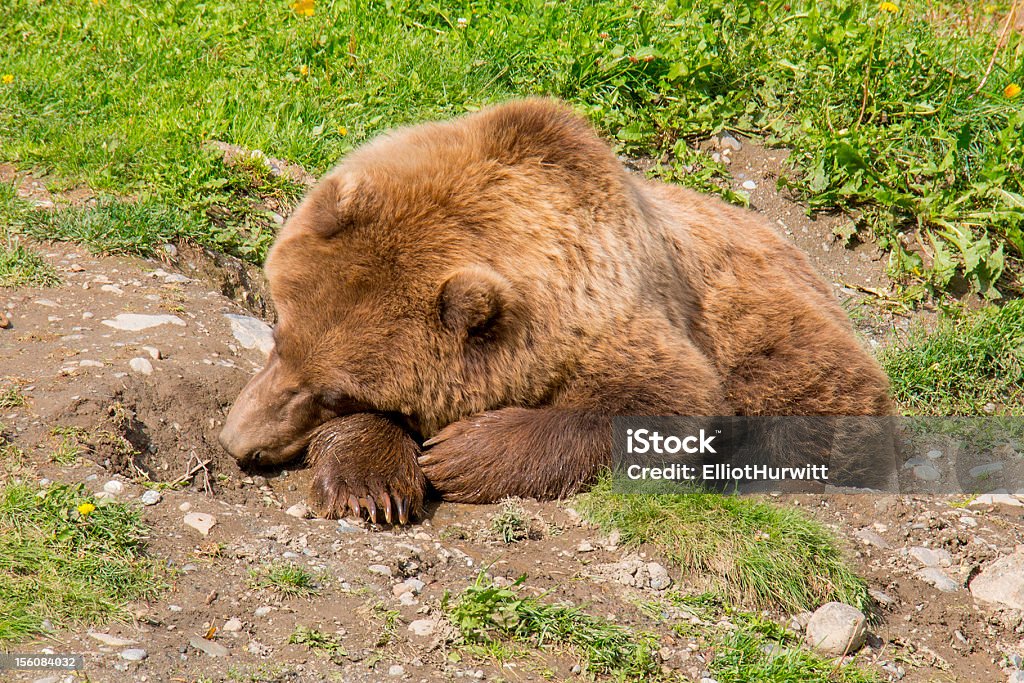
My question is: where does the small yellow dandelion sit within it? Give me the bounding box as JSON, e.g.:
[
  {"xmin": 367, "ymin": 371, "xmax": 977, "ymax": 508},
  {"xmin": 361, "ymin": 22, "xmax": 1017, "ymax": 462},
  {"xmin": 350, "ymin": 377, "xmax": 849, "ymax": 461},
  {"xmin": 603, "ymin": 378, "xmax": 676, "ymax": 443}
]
[
  {"xmin": 337, "ymin": 125, "xmax": 348, "ymax": 136},
  {"xmin": 1, "ymin": 74, "xmax": 13, "ymax": 85},
  {"xmin": 291, "ymin": 0, "xmax": 314, "ymax": 17},
  {"xmin": 879, "ymin": 1, "xmax": 898, "ymax": 12},
  {"xmin": 1005, "ymin": 83, "xmax": 1022, "ymax": 99},
  {"xmin": 299, "ymin": 64, "xmax": 309, "ymax": 76},
  {"xmin": 77, "ymin": 502, "xmax": 96, "ymax": 515}
]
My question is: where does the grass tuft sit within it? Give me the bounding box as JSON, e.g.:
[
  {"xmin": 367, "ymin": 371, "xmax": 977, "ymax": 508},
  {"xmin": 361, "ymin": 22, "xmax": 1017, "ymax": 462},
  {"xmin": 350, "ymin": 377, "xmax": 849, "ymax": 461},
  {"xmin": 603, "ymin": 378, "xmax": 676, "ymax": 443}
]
[
  {"xmin": 576, "ymin": 476, "xmax": 869, "ymax": 613},
  {"xmin": 0, "ymin": 482, "xmax": 162, "ymax": 642},
  {"xmin": 882, "ymin": 300, "xmax": 1024, "ymax": 415},
  {"xmin": 490, "ymin": 498, "xmax": 532, "ymax": 544},
  {"xmin": 0, "ymin": 384, "xmax": 27, "ymax": 408},
  {"xmin": 0, "ymin": 239, "xmax": 59, "ymax": 288},
  {"xmin": 249, "ymin": 562, "xmax": 323, "ymax": 598}
]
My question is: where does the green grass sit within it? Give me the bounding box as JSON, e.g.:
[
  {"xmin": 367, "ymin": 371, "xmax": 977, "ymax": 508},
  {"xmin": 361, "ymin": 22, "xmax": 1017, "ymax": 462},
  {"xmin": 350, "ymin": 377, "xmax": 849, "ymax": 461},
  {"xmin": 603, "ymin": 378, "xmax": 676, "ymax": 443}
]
[
  {"xmin": 575, "ymin": 477, "xmax": 869, "ymax": 613},
  {"xmin": 490, "ymin": 498, "xmax": 531, "ymax": 544},
  {"xmin": 1, "ymin": 0, "xmax": 1020, "ymax": 293},
  {"xmin": 882, "ymin": 300, "xmax": 1024, "ymax": 415},
  {"xmin": 0, "ymin": 482, "xmax": 162, "ymax": 642},
  {"xmin": 446, "ymin": 574, "xmax": 665, "ymax": 681},
  {"xmin": 642, "ymin": 592, "xmax": 878, "ymax": 683},
  {"xmin": 0, "ymin": 238, "xmax": 59, "ymax": 288},
  {"xmin": 249, "ymin": 562, "xmax": 323, "ymax": 598},
  {"xmin": 288, "ymin": 625, "xmax": 346, "ymax": 659},
  {"xmin": 0, "ymin": 384, "xmax": 27, "ymax": 409}
]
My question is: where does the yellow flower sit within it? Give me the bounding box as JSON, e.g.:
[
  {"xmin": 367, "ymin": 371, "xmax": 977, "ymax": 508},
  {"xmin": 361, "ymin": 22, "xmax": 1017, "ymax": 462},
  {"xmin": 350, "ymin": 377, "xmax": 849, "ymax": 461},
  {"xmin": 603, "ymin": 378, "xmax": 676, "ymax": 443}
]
[
  {"xmin": 1005, "ymin": 83, "xmax": 1022, "ymax": 99},
  {"xmin": 337, "ymin": 125, "xmax": 348, "ymax": 136},
  {"xmin": 879, "ymin": 1, "xmax": 898, "ymax": 12},
  {"xmin": 77, "ymin": 502, "xmax": 96, "ymax": 515},
  {"xmin": 299, "ymin": 64, "xmax": 309, "ymax": 76},
  {"xmin": 291, "ymin": 0, "xmax": 314, "ymax": 17},
  {"xmin": 1, "ymin": 74, "xmax": 13, "ymax": 85}
]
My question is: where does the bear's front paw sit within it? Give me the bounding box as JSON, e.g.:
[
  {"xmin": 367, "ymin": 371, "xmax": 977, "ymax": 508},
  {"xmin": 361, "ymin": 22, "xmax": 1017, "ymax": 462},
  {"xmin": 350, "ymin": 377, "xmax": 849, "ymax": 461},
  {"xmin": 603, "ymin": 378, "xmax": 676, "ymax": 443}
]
[
  {"xmin": 420, "ymin": 412, "xmax": 516, "ymax": 503},
  {"xmin": 306, "ymin": 414, "xmax": 426, "ymax": 524}
]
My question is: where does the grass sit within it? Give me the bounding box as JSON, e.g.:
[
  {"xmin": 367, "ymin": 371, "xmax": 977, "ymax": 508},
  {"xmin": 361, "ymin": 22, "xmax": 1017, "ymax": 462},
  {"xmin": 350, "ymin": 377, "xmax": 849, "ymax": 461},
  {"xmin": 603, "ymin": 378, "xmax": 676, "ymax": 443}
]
[
  {"xmin": 0, "ymin": 238, "xmax": 59, "ymax": 288},
  {"xmin": 0, "ymin": 481, "xmax": 162, "ymax": 642},
  {"xmin": 0, "ymin": 384, "xmax": 27, "ymax": 409},
  {"xmin": 490, "ymin": 498, "xmax": 531, "ymax": 544},
  {"xmin": 575, "ymin": 477, "xmax": 869, "ymax": 613},
  {"xmin": 0, "ymin": 0, "xmax": 1020, "ymax": 295},
  {"xmin": 288, "ymin": 625, "xmax": 346, "ymax": 659},
  {"xmin": 882, "ymin": 300, "xmax": 1024, "ymax": 415},
  {"xmin": 249, "ymin": 562, "xmax": 323, "ymax": 598},
  {"xmin": 446, "ymin": 574, "xmax": 665, "ymax": 681},
  {"xmin": 642, "ymin": 592, "xmax": 879, "ymax": 683}
]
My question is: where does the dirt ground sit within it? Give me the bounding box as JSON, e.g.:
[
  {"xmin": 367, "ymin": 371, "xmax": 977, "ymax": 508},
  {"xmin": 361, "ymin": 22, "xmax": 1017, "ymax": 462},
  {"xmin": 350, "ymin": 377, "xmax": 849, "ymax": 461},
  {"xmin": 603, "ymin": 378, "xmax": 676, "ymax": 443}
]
[{"xmin": 2, "ymin": 141, "xmax": 1023, "ymax": 683}]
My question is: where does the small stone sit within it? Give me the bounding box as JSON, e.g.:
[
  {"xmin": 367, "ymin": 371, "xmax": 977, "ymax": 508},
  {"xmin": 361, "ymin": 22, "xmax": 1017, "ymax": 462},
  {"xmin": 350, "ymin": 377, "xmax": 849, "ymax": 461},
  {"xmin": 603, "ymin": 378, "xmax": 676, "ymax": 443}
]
[
  {"xmin": 79, "ymin": 360, "xmax": 104, "ymax": 368},
  {"xmin": 129, "ymin": 357, "xmax": 154, "ymax": 375},
  {"xmin": 389, "ymin": 664, "xmax": 405, "ymax": 677},
  {"xmin": 853, "ymin": 528, "xmax": 890, "ymax": 549},
  {"xmin": 399, "ymin": 591, "xmax": 417, "ymax": 606},
  {"xmin": 969, "ymin": 462, "xmax": 1003, "ymax": 478},
  {"xmin": 101, "ymin": 284, "xmax": 124, "ymax": 295},
  {"xmin": 925, "ymin": 449, "xmax": 943, "ymax": 459},
  {"xmin": 254, "ymin": 606, "xmax": 272, "ymax": 618},
  {"xmin": 120, "ymin": 648, "xmax": 148, "ymax": 662},
  {"xmin": 164, "ymin": 273, "xmax": 190, "ymax": 284},
  {"xmin": 970, "ymin": 547, "xmax": 1024, "ymax": 610},
  {"xmin": 189, "ymin": 636, "xmax": 229, "ymax": 657},
  {"xmin": 368, "ymin": 564, "xmax": 393, "ymax": 577},
  {"xmin": 718, "ymin": 133, "xmax": 742, "ymax": 151},
  {"xmin": 179, "ymin": 501, "xmax": 192, "ymax": 512},
  {"xmin": 741, "ymin": 180, "xmax": 757, "ymax": 190},
  {"xmin": 647, "ymin": 562, "xmax": 672, "ymax": 590},
  {"xmin": 870, "ymin": 589, "xmax": 895, "ymax": 607},
  {"xmin": 141, "ymin": 346, "xmax": 161, "ymax": 360},
  {"xmin": 89, "ymin": 632, "xmax": 136, "ymax": 646},
  {"xmin": 286, "ymin": 503, "xmax": 310, "ymax": 519},
  {"xmin": 983, "ymin": 402, "xmax": 996, "ymax": 414},
  {"xmin": 913, "ymin": 464, "xmax": 941, "ymax": 481},
  {"xmin": 971, "ymin": 492, "xmax": 1023, "ymax": 507},
  {"xmin": 224, "ymin": 314, "xmax": 274, "ymax": 355},
  {"xmin": 915, "ymin": 567, "xmax": 960, "ymax": 592},
  {"xmin": 68, "ymin": 263, "xmax": 85, "ymax": 272},
  {"xmin": 908, "ymin": 546, "xmax": 952, "ymax": 568},
  {"xmin": 183, "ymin": 512, "xmax": 217, "ymax": 536},
  {"xmin": 102, "ymin": 313, "xmax": 185, "ymax": 331},
  {"xmin": 103, "ymin": 480, "xmax": 124, "ymax": 495},
  {"xmin": 222, "ymin": 618, "xmax": 243, "ymax": 632},
  {"xmin": 1009, "ymin": 672, "xmax": 1024, "ymax": 683},
  {"xmin": 577, "ymin": 541, "xmax": 595, "ymax": 553},
  {"xmin": 805, "ymin": 602, "xmax": 867, "ymax": 655},
  {"xmin": 408, "ymin": 619, "xmax": 436, "ymax": 637},
  {"xmin": 169, "ymin": 605, "xmax": 182, "ymax": 612},
  {"xmin": 140, "ymin": 490, "xmax": 162, "ymax": 506},
  {"xmin": 788, "ymin": 611, "xmax": 813, "ymax": 633}
]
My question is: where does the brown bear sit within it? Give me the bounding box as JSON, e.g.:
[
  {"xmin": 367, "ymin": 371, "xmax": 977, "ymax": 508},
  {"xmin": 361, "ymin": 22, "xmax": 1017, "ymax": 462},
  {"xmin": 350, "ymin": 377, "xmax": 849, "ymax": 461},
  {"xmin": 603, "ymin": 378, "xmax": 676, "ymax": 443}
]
[{"xmin": 218, "ymin": 99, "xmax": 891, "ymax": 524}]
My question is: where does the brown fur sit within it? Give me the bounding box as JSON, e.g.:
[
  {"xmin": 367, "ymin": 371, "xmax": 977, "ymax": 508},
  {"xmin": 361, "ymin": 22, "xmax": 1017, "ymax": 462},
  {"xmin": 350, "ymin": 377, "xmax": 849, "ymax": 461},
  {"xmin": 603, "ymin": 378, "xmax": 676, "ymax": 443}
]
[{"xmin": 219, "ymin": 99, "xmax": 892, "ymax": 522}]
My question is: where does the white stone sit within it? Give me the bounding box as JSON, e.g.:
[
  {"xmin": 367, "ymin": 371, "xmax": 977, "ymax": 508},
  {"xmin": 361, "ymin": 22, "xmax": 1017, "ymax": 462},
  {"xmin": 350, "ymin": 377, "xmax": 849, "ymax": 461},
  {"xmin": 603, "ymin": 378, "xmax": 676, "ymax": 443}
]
[
  {"xmin": 913, "ymin": 464, "xmax": 941, "ymax": 481},
  {"xmin": 368, "ymin": 564, "xmax": 393, "ymax": 577},
  {"xmin": 129, "ymin": 357, "xmax": 153, "ymax": 375},
  {"xmin": 79, "ymin": 360, "xmax": 104, "ymax": 368},
  {"xmin": 224, "ymin": 314, "xmax": 274, "ymax": 355},
  {"xmin": 119, "ymin": 648, "xmax": 147, "ymax": 661},
  {"xmin": 103, "ymin": 480, "xmax": 124, "ymax": 495},
  {"xmin": 89, "ymin": 632, "xmax": 136, "ymax": 646},
  {"xmin": 179, "ymin": 501, "xmax": 192, "ymax": 512},
  {"xmin": 142, "ymin": 346, "xmax": 161, "ymax": 360},
  {"xmin": 915, "ymin": 567, "xmax": 960, "ymax": 592},
  {"xmin": 853, "ymin": 528, "xmax": 889, "ymax": 549},
  {"xmin": 254, "ymin": 606, "xmax": 272, "ymax": 618},
  {"xmin": 805, "ymin": 602, "xmax": 867, "ymax": 655},
  {"xmin": 140, "ymin": 490, "xmax": 162, "ymax": 506},
  {"xmin": 577, "ymin": 541, "xmax": 595, "ymax": 552},
  {"xmin": 189, "ymin": 636, "xmax": 229, "ymax": 657},
  {"xmin": 647, "ymin": 562, "xmax": 672, "ymax": 590},
  {"xmin": 389, "ymin": 665, "xmax": 405, "ymax": 677},
  {"xmin": 908, "ymin": 546, "xmax": 952, "ymax": 568},
  {"xmin": 970, "ymin": 547, "xmax": 1024, "ymax": 610},
  {"xmin": 102, "ymin": 313, "xmax": 185, "ymax": 331},
  {"xmin": 741, "ymin": 180, "xmax": 757, "ymax": 190},
  {"xmin": 222, "ymin": 618, "xmax": 243, "ymax": 632},
  {"xmin": 101, "ymin": 284, "xmax": 123, "ymax": 295},
  {"xmin": 969, "ymin": 462, "xmax": 1004, "ymax": 478},
  {"xmin": 971, "ymin": 492, "xmax": 1023, "ymax": 507},
  {"xmin": 408, "ymin": 619, "xmax": 436, "ymax": 637},
  {"xmin": 925, "ymin": 449, "xmax": 943, "ymax": 459},
  {"xmin": 183, "ymin": 512, "xmax": 217, "ymax": 536},
  {"xmin": 285, "ymin": 503, "xmax": 310, "ymax": 519}
]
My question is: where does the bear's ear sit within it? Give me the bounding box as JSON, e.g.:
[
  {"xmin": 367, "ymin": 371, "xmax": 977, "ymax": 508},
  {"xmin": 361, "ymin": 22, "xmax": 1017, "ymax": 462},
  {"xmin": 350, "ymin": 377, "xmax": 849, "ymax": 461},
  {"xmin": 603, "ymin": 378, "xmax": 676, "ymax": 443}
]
[
  {"xmin": 438, "ymin": 266, "xmax": 518, "ymax": 340},
  {"xmin": 303, "ymin": 173, "xmax": 366, "ymax": 238}
]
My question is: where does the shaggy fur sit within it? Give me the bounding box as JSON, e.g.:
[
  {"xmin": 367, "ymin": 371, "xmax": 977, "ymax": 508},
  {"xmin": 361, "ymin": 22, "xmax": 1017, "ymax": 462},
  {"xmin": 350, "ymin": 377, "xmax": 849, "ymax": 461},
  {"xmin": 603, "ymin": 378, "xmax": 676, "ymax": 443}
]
[{"xmin": 219, "ymin": 99, "xmax": 892, "ymax": 522}]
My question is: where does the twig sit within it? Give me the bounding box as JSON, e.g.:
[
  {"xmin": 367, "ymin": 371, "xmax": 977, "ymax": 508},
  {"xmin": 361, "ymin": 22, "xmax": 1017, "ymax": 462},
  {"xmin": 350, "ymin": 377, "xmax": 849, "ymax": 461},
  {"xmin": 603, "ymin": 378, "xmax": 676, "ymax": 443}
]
[
  {"xmin": 971, "ymin": 2, "xmax": 1018, "ymax": 98},
  {"xmin": 170, "ymin": 456, "xmax": 212, "ymax": 488}
]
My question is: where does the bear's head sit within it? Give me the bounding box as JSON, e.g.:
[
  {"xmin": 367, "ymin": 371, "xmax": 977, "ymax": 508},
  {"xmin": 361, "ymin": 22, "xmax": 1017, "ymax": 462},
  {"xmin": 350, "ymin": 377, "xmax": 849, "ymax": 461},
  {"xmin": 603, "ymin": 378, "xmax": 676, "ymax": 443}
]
[{"xmin": 218, "ymin": 99, "xmax": 638, "ymax": 467}]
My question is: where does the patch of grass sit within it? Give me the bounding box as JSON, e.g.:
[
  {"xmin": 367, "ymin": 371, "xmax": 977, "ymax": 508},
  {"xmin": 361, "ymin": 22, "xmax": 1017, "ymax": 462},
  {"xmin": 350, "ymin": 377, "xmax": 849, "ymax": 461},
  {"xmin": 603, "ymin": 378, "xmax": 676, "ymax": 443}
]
[
  {"xmin": 372, "ymin": 603, "xmax": 400, "ymax": 648},
  {"xmin": 490, "ymin": 498, "xmax": 531, "ymax": 544},
  {"xmin": 0, "ymin": 238, "xmax": 59, "ymax": 288},
  {"xmin": 249, "ymin": 562, "xmax": 323, "ymax": 598},
  {"xmin": 576, "ymin": 476, "xmax": 869, "ymax": 613},
  {"xmin": 0, "ymin": 482, "xmax": 163, "ymax": 642},
  {"xmin": 881, "ymin": 300, "xmax": 1024, "ymax": 415},
  {"xmin": 446, "ymin": 574, "xmax": 664, "ymax": 681},
  {"xmin": 0, "ymin": 384, "xmax": 26, "ymax": 408},
  {"xmin": 643, "ymin": 592, "xmax": 878, "ymax": 683},
  {"xmin": 49, "ymin": 426, "xmax": 88, "ymax": 466},
  {"xmin": 288, "ymin": 625, "xmax": 346, "ymax": 660}
]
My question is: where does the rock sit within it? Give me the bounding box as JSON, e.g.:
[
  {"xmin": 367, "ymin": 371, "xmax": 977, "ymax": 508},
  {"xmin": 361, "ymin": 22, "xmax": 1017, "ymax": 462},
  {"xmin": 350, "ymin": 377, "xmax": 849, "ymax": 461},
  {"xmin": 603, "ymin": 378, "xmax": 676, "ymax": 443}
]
[
  {"xmin": 970, "ymin": 547, "xmax": 1024, "ymax": 610},
  {"xmin": 389, "ymin": 664, "xmax": 405, "ymax": 677},
  {"xmin": 647, "ymin": 562, "xmax": 672, "ymax": 590},
  {"xmin": 164, "ymin": 273, "xmax": 190, "ymax": 284},
  {"xmin": 576, "ymin": 541, "xmax": 595, "ymax": 553},
  {"xmin": 969, "ymin": 462, "xmax": 1004, "ymax": 478},
  {"xmin": 120, "ymin": 648, "xmax": 148, "ymax": 661},
  {"xmin": 853, "ymin": 528, "xmax": 890, "ymax": 549},
  {"xmin": 102, "ymin": 313, "xmax": 185, "ymax": 331},
  {"xmin": 908, "ymin": 546, "xmax": 952, "ymax": 568},
  {"xmin": 254, "ymin": 606, "xmax": 272, "ymax": 618},
  {"xmin": 224, "ymin": 314, "xmax": 274, "ymax": 355},
  {"xmin": 718, "ymin": 133, "xmax": 742, "ymax": 151},
  {"xmin": 141, "ymin": 345, "xmax": 162, "ymax": 360},
  {"xmin": 915, "ymin": 567, "xmax": 960, "ymax": 592},
  {"xmin": 101, "ymin": 284, "xmax": 123, "ymax": 295},
  {"xmin": 399, "ymin": 592, "xmax": 417, "ymax": 606},
  {"xmin": 369, "ymin": 564, "xmax": 393, "ymax": 577},
  {"xmin": 79, "ymin": 360, "xmax": 104, "ymax": 368},
  {"xmin": 285, "ymin": 503, "xmax": 311, "ymax": 519},
  {"xmin": 971, "ymin": 492, "xmax": 1023, "ymax": 507},
  {"xmin": 408, "ymin": 619, "xmax": 436, "ymax": 637},
  {"xmin": 925, "ymin": 449, "xmax": 943, "ymax": 459},
  {"xmin": 1009, "ymin": 671, "xmax": 1024, "ymax": 683},
  {"xmin": 183, "ymin": 512, "xmax": 217, "ymax": 536},
  {"xmin": 128, "ymin": 357, "xmax": 154, "ymax": 375},
  {"xmin": 222, "ymin": 618, "xmax": 243, "ymax": 632},
  {"xmin": 189, "ymin": 636, "xmax": 229, "ymax": 657},
  {"xmin": 805, "ymin": 602, "xmax": 867, "ymax": 655},
  {"xmin": 741, "ymin": 180, "xmax": 757, "ymax": 190},
  {"xmin": 140, "ymin": 490, "xmax": 162, "ymax": 506},
  {"xmin": 913, "ymin": 464, "xmax": 941, "ymax": 481},
  {"xmin": 788, "ymin": 611, "xmax": 813, "ymax": 633},
  {"xmin": 870, "ymin": 589, "xmax": 895, "ymax": 607},
  {"xmin": 179, "ymin": 501, "xmax": 192, "ymax": 512},
  {"xmin": 103, "ymin": 480, "xmax": 124, "ymax": 495},
  {"xmin": 89, "ymin": 632, "xmax": 136, "ymax": 646}
]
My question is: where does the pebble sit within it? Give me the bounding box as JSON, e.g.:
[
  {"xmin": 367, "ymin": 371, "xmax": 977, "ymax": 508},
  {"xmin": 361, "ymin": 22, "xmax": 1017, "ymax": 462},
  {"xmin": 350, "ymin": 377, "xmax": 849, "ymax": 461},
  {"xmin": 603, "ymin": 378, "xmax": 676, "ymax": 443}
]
[
  {"xmin": 805, "ymin": 602, "xmax": 867, "ymax": 655},
  {"xmin": 718, "ymin": 133, "xmax": 742, "ymax": 151},
  {"xmin": 925, "ymin": 449, "xmax": 943, "ymax": 459},
  {"xmin": 969, "ymin": 462, "xmax": 1003, "ymax": 478},
  {"xmin": 189, "ymin": 636, "xmax": 229, "ymax": 657},
  {"xmin": 368, "ymin": 564, "xmax": 393, "ymax": 577},
  {"xmin": 183, "ymin": 512, "xmax": 217, "ymax": 536},
  {"xmin": 141, "ymin": 345, "xmax": 162, "ymax": 360},
  {"xmin": 254, "ymin": 606, "xmax": 272, "ymax": 618},
  {"xmin": 101, "ymin": 284, "xmax": 123, "ymax": 295},
  {"xmin": 102, "ymin": 313, "xmax": 185, "ymax": 331},
  {"xmin": 399, "ymin": 592, "xmax": 417, "ymax": 606},
  {"xmin": 285, "ymin": 503, "xmax": 311, "ymax": 519},
  {"xmin": 389, "ymin": 665, "xmax": 405, "ymax": 677},
  {"xmin": 647, "ymin": 562, "xmax": 672, "ymax": 591},
  {"xmin": 129, "ymin": 357, "xmax": 154, "ymax": 375},
  {"xmin": 408, "ymin": 619, "xmax": 436, "ymax": 637},
  {"xmin": 870, "ymin": 589, "xmax": 896, "ymax": 607},
  {"xmin": 741, "ymin": 180, "xmax": 757, "ymax": 190},
  {"xmin": 969, "ymin": 546, "xmax": 1024, "ymax": 610},
  {"xmin": 971, "ymin": 492, "xmax": 1023, "ymax": 507},
  {"xmin": 120, "ymin": 648, "xmax": 148, "ymax": 662},
  {"xmin": 913, "ymin": 464, "xmax": 941, "ymax": 481},
  {"xmin": 79, "ymin": 360, "xmax": 104, "ymax": 368},
  {"xmin": 103, "ymin": 480, "xmax": 124, "ymax": 495},
  {"xmin": 222, "ymin": 618, "xmax": 243, "ymax": 632},
  {"xmin": 908, "ymin": 546, "xmax": 952, "ymax": 568},
  {"xmin": 224, "ymin": 314, "xmax": 274, "ymax": 355},
  {"xmin": 576, "ymin": 541, "xmax": 595, "ymax": 553},
  {"xmin": 853, "ymin": 528, "xmax": 890, "ymax": 549},
  {"xmin": 915, "ymin": 567, "xmax": 960, "ymax": 592},
  {"xmin": 89, "ymin": 632, "xmax": 136, "ymax": 646},
  {"xmin": 140, "ymin": 490, "xmax": 162, "ymax": 506}
]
